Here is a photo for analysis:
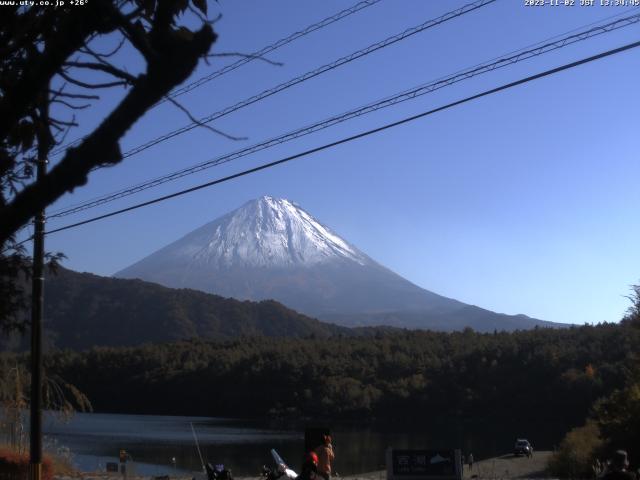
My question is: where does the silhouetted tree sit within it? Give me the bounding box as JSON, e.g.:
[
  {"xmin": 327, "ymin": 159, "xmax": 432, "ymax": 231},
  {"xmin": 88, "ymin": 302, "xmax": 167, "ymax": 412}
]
[
  {"xmin": 622, "ymin": 284, "xmax": 640, "ymax": 327},
  {"xmin": 2, "ymin": 320, "xmax": 631, "ymax": 421},
  {"xmin": 0, "ymin": 0, "xmax": 218, "ymax": 331}
]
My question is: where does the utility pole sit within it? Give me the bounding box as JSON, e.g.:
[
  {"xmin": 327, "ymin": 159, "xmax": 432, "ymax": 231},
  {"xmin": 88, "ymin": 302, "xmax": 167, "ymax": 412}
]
[{"xmin": 30, "ymin": 152, "xmax": 46, "ymax": 480}]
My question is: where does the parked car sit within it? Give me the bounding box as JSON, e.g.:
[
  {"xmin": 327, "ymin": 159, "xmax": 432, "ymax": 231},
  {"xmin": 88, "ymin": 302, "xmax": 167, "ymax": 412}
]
[{"xmin": 514, "ymin": 439, "xmax": 533, "ymax": 457}]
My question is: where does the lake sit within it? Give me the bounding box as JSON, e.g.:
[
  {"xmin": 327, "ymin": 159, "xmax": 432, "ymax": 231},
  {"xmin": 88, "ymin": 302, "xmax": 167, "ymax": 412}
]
[{"xmin": 41, "ymin": 412, "xmax": 567, "ymax": 476}]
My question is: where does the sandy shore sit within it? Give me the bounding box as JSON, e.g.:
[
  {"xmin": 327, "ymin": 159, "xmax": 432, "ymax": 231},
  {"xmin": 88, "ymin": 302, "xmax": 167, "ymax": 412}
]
[{"xmin": 57, "ymin": 452, "xmax": 553, "ymax": 480}]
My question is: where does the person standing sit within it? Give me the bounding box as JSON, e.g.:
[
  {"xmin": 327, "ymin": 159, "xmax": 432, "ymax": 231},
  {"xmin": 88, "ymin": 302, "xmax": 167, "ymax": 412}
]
[
  {"xmin": 601, "ymin": 450, "xmax": 635, "ymax": 480},
  {"xmin": 314, "ymin": 434, "xmax": 335, "ymax": 480},
  {"xmin": 299, "ymin": 451, "xmax": 319, "ymax": 480},
  {"xmin": 467, "ymin": 453, "xmax": 474, "ymax": 472}
]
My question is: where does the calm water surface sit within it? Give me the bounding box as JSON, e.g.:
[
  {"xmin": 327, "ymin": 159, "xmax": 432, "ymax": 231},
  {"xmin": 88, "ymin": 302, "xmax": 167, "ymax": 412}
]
[{"xmin": 42, "ymin": 412, "xmax": 566, "ymax": 476}]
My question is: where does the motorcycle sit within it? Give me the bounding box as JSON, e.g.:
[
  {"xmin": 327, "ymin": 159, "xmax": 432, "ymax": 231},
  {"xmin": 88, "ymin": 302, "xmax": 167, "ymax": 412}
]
[
  {"xmin": 261, "ymin": 449, "xmax": 320, "ymax": 480},
  {"xmin": 261, "ymin": 449, "xmax": 300, "ymax": 480},
  {"xmin": 205, "ymin": 462, "xmax": 233, "ymax": 480}
]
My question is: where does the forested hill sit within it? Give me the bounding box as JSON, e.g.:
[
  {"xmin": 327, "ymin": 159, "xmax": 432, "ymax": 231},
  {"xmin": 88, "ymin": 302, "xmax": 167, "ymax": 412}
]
[
  {"xmin": 29, "ymin": 320, "xmax": 640, "ymax": 424},
  {"xmin": 32, "ymin": 267, "xmax": 349, "ymax": 350}
]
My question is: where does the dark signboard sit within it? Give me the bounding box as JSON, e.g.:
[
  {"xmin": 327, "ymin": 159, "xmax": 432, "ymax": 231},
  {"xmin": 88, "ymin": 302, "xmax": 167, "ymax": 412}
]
[{"xmin": 387, "ymin": 449, "xmax": 461, "ymax": 480}]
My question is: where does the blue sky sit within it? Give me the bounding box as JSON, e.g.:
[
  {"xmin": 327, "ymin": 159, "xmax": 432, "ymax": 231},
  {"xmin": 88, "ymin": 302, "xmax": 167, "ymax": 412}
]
[{"xmin": 35, "ymin": 0, "xmax": 640, "ymax": 325}]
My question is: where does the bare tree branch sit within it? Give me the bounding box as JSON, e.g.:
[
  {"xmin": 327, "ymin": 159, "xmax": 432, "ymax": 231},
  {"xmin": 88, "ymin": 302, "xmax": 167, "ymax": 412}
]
[
  {"xmin": 109, "ymin": 5, "xmax": 156, "ymax": 62},
  {"xmin": 58, "ymin": 71, "xmax": 129, "ymax": 90},
  {"xmin": 51, "ymin": 99, "xmax": 91, "ymax": 110},
  {"xmin": 0, "ymin": 20, "xmax": 217, "ymax": 245},
  {"xmin": 80, "ymin": 37, "xmax": 126, "ymax": 61},
  {"xmin": 0, "ymin": 3, "xmax": 109, "ymax": 138},
  {"xmin": 53, "ymin": 121, "xmax": 74, "ymax": 147},
  {"xmin": 165, "ymin": 96, "xmax": 247, "ymax": 141},
  {"xmin": 50, "ymin": 117, "xmax": 78, "ymax": 128},
  {"xmin": 63, "ymin": 61, "xmax": 138, "ymax": 83},
  {"xmin": 49, "ymin": 89, "xmax": 100, "ymax": 100},
  {"xmin": 49, "ymin": 82, "xmax": 69, "ymax": 103},
  {"xmin": 187, "ymin": 6, "xmax": 222, "ymax": 27},
  {"xmin": 210, "ymin": 13, "xmax": 223, "ymax": 25}
]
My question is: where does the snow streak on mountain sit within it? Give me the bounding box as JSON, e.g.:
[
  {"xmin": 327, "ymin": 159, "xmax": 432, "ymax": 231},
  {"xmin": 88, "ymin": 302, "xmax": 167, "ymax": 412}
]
[
  {"xmin": 116, "ymin": 196, "xmax": 558, "ymax": 331},
  {"xmin": 175, "ymin": 196, "xmax": 369, "ymax": 268}
]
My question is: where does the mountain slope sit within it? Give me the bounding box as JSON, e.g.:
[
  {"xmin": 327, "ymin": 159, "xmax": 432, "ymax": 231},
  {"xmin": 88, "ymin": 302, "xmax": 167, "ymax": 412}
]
[
  {"xmin": 116, "ymin": 196, "xmax": 559, "ymax": 331},
  {"xmin": 37, "ymin": 267, "xmax": 348, "ymax": 350}
]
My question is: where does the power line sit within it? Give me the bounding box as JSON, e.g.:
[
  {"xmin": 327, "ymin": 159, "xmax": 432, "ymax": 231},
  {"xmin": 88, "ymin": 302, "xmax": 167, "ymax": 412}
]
[
  {"xmin": 116, "ymin": 0, "xmax": 497, "ymax": 160},
  {"xmin": 49, "ymin": 0, "xmax": 385, "ymax": 157},
  {"xmin": 48, "ymin": 0, "xmax": 498, "ymax": 216},
  {"xmin": 163, "ymin": 0, "xmax": 384, "ymax": 102},
  {"xmin": 48, "ymin": 10, "xmax": 639, "ymax": 218},
  {"xmin": 47, "ymin": 11, "xmax": 640, "ymax": 219},
  {"xmin": 43, "ymin": 39, "xmax": 640, "ymax": 238}
]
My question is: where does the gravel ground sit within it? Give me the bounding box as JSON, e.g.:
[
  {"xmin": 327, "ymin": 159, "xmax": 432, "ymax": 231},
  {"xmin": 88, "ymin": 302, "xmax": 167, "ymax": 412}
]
[
  {"xmin": 328, "ymin": 452, "xmax": 552, "ymax": 480},
  {"xmin": 461, "ymin": 451, "xmax": 553, "ymax": 479},
  {"xmin": 56, "ymin": 452, "xmax": 553, "ymax": 480}
]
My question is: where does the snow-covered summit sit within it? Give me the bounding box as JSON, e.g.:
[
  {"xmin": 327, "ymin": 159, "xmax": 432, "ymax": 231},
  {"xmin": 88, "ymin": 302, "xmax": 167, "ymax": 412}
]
[
  {"xmin": 156, "ymin": 196, "xmax": 369, "ymax": 268},
  {"xmin": 115, "ymin": 196, "xmax": 553, "ymax": 332}
]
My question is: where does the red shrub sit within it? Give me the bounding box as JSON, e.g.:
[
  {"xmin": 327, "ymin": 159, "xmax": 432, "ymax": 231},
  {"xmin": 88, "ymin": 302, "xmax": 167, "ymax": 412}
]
[{"xmin": 0, "ymin": 448, "xmax": 53, "ymax": 480}]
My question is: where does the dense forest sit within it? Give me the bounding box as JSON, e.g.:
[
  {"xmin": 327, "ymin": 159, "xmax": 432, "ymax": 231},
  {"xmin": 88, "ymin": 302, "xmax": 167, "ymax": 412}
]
[
  {"xmin": 2, "ymin": 302, "xmax": 640, "ymax": 476},
  {"xmin": 1, "ymin": 267, "xmax": 348, "ymax": 351},
  {"xmin": 3, "ymin": 267, "xmax": 564, "ymax": 353},
  {"xmin": 2, "ymin": 320, "xmax": 638, "ymax": 426}
]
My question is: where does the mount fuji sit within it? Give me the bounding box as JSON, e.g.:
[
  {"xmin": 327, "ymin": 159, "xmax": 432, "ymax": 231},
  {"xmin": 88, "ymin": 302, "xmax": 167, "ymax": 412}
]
[{"xmin": 115, "ymin": 196, "xmax": 558, "ymax": 331}]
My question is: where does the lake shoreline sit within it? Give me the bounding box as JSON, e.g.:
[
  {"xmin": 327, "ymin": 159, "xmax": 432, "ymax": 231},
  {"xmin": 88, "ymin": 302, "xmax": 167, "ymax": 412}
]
[
  {"xmin": 55, "ymin": 451, "xmax": 553, "ymax": 480},
  {"xmin": 43, "ymin": 411, "xmax": 562, "ymax": 477}
]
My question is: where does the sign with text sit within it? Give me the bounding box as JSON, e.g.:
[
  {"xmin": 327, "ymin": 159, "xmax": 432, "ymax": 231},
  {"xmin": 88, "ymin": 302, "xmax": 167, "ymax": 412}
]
[{"xmin": 386, "ymin": 449, "xmax": 461, "ymax": 480}]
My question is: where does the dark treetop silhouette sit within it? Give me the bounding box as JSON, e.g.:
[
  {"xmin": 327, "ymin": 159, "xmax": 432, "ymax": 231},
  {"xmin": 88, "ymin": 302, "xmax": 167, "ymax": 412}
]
[{"xmin": 0, "ymin": 0, "xmax": 217, "ymax": 330}]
